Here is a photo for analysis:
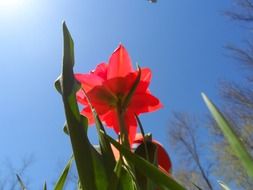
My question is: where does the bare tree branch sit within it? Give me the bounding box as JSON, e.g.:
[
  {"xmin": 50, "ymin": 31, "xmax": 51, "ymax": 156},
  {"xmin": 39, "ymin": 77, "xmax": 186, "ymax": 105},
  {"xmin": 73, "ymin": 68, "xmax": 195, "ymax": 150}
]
[
  {"xmin": 0, "ymin": 154, "xmax": 34, "ymax": 190},
  {"xmin": 168, "ymin": 112, "xmax": 214, "ymax": 190}
]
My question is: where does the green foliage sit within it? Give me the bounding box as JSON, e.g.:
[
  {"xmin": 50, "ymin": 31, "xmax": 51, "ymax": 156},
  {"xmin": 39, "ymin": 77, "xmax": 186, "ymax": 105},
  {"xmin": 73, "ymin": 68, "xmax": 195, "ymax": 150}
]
[
  {"xmin": 43, "ymin": 182, "xmax": 47, "ymax": 190},
  {"xmin": 121, "ymin": 65, "xmax": 141, "ymax": 110},
  {"xmin": 105, "ymin": 132, "xmax": 186, "ymax": 190},
  {"xmin": 56, "ymin": 22, "xmax": 109, "ymax": 190},
  {"xmin": 54, "ymin": 156, "xmax": 73, "ymax": 190},
  {"xmin": 135, "ymin": 141, "xmax": 158, "ymax": 190},
  {"xmin": 202, "ymin": 93, "xmax": 253, "ymax": 179}
]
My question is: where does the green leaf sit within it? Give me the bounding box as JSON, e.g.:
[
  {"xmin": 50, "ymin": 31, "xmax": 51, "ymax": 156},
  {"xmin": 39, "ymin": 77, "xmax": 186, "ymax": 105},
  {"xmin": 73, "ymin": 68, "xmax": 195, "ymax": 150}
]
[
  {"xmin": 58, "ymin": 22, "xmax": 109, "ymax": 190},
  {"xmin": 110, "ymin": 159, "xmax": 137, "ymax": 190},
  {"xmin": 93, "ymin": 108, "xmax": 116, "ymax": 175},
  {"xmin": 16, "ymin": 174, "xmax": 26, "ymax": 190},
  {"xmin": 103, "ymin": 132, "xmax": 186, "ymax": 190},
  {"xmin": 63, "ymin": 122, "xmax": 69, "ymax": 135},
  {"xmin": 106, "ymin": 159, "xmax": 122, "ymax": 190},
  {"xmin": 118, "ymin": 167, "xmax": 136, "ymax": 190},
  {"xmin": 55, "ymin": 74, "xmax": 62, "ymax": 94},
  {"xmin": 218, "ymin": 180, "xmax": 231, "ymax": 190},
  {"xmin": 135, "ymin": 141, "xmax": 158, "ymax": 190},
  {"xmin": 135, "ymin": 115, "xmax": 159, "ymax": 189},
  {"xmin": 135, "ymin": 115, "xmax": 150, "ymax": 162},
  {"xmin": 122, "ymin": 65, "xmax": 141, "ymax": 109},
  {"xmin": 43, "ymin": 182, "xmax": 47, "ymax": 190},
  {"xmin": 202, "ymin": 93, "xmax": 253, "ymax": 179},
  {"xmin": 74, "ymin": 57, "xmax": 116, "ymax": 182},
  {"xmin": 77, "ymin": 181, "xmax": 83, "ymax": 190},
  {"xmin": 54, "ymin": 156, "xmax": 73, "ymax": 190}
]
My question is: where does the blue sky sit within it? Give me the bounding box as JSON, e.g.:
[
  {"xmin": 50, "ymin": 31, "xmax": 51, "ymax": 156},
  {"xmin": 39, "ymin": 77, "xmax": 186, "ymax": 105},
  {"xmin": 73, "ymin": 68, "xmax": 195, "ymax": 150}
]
[{"xmin": 0, "ymin": 0, "xmax": 248, "ymax": 189}]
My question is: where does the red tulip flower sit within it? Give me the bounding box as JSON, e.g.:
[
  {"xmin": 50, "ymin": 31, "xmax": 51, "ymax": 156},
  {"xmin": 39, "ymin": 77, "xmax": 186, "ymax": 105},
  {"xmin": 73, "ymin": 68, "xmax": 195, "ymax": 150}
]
[
  {"xmin": 134, "ymin": 133, "xmax": 172, "ymax": 174},
  {"xmin": 111, "ymin": 133, "xmax": 172, "ymax": 174},
  {"xmin": 75, "ymin": 45, "xmax": 162, "ymax": 145}
]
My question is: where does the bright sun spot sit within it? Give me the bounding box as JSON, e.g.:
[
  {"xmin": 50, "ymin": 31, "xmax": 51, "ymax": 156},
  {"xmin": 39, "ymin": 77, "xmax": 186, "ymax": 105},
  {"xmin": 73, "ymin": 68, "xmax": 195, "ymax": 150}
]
[{"xmin": 0, "ymin": 0, "xmax": 24, "ymax": 12}]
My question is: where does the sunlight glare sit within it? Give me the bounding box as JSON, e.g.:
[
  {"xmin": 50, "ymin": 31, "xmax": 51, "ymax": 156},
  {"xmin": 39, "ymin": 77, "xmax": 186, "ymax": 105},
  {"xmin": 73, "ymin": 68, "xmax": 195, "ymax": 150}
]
[{"xmin": 0, "ymin": 0, "xmax": 24, "ymax": 12}]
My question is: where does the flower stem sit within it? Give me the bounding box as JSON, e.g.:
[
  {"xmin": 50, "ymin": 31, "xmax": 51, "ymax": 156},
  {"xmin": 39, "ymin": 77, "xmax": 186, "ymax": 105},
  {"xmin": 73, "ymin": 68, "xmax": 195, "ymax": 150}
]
[{"xmin": 116, "ymin": 105, "xmax": 130, "ymax": 149}]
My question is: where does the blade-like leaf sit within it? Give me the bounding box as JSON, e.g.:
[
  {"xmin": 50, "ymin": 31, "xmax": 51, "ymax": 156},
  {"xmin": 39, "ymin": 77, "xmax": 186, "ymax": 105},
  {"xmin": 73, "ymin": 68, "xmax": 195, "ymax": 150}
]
[
  {"xmin": 135, "ymin": 114, "xmax": 150, "ymax": 161},
  {"xmin": 92, "ymin": 106, "xmax": 116, "ymax": 175},
  {"xmin": 135, "ymin": 115, "xmax": 157, "ymax": 190},
  {"xmin": 63, "ymin": 122, "xmax": 69, "ymax": 135},
  {"xmin": 77, "ymin": 181, "xmax": 83, "ymax": 190},
  {"xmin": 106, "ymin": 158, "xmax": 123, "ymax": 190},
  {"xmin": 118, "ymin": 167, "xmax": 136, "ymax": 190},
  {"xmin": 55, "ymin": 74, "xmax": 62, "ymax": 94},
  {"xmin": 59, "ymin": 22, "xmax": 108, "ymax": 190},
  {"xmin": 218, "ymin": 180, "xmax": 231, "ymax": 190},
  {"xmin": 122, "ymin": 65, "xmax": 141, "ymax": 109},
  {"xmin": 44, "ymin": 182, "xmax": 47, "ymax": 190},
  {"xmin": 202, "ymin": 93, "xmax": 253, "ymax": 179},
  {"xmin": 135, "ymin": 141, "xmax": 158, "ymax": 190},
  {"xmin": 107, "ymin": 158, "xmax": 137, "ymax": 190},
  {"xmin": 54, "ymin": 156, "xmax": 73, "ymax": 190},
  {"xmin": 103, "ymin": 132, "xmax": 186, "ymax": 190},
  {"xmin": 16, "ymin": 174, "xmax": 26, "ymax": 190}
]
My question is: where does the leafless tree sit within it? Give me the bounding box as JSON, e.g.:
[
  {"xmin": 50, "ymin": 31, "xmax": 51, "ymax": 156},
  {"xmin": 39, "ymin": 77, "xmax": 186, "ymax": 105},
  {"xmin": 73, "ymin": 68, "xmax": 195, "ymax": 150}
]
[
  {"xmin": 225, "ymin": 0, "xmax": 253, "ymax": 24},
  {"xmin": 168, "ymin": 112, "xmax": 214, "ymax": 190},
  {"xmin": 168, "ymin": 1, "xmax": 253, "ymax": 189},
  {"xmin": 0, "ymin": 154, "xmax": 34, "ymax": 190}
]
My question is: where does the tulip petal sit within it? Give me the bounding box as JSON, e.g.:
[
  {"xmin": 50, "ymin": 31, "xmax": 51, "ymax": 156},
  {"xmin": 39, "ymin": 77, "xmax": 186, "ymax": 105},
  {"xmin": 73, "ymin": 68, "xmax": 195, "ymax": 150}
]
[
  {"xmin": 80, "ymin": 106, "xmax": 95, "ymax": 124},
  {"xmin": 133, "ymin": 133, "xmax": 145, "ymax": 144},
  {"xmin": 86, "ymin": 86, "xmax": 116, "ymax": 109},
  {"xmin": 75, "ymin": 73, "xmax": 104, "ymax": 92},
  {"xmin": 102, "ymin": 109, "xmax": 120, "ymax": 133},
  {"xmin": 107, "ymin": 44, "xmax": 133, "ymax": 79},
  {"xmin": 76, "ymin": 89, "xmax": 88, "ymax": 105},
  {"xmin": 104, "ymin": 73, "xmax": 136, "ymax": 95},
  {"xmin": 133, "ymin": 134, "xmax": 172, "ymax": 173},
  {"xmin": 136, "ymin": 68, "xmax": 152, "ymax": 93},
  {"xmin": 128, "ymin": 125, "xmax": 137, "ymax": 147},
  {"xmin": 104, "ymin": 70, "xmax": 150, "ymax": 95},
  {"xmin": 128, "ymin": 93, "xmax": 162, "ymax": 114},
  {"xmin": 141, "ymin": 68, "xmax": 152, "ymax": 82},
  {"xmin": 116, "ymin": 111, "xmax": 136, "ymax": 146},
  {"xmin": 91, "ymin": 62, "xmax": 108, "ymax": 80},
  {"xmin": 156, "ymin": 143, "xmax": 172, "ymax": 173},
  {"xmin": 102, "ymin": 109, "xmax": 137, "ymax": 145}
]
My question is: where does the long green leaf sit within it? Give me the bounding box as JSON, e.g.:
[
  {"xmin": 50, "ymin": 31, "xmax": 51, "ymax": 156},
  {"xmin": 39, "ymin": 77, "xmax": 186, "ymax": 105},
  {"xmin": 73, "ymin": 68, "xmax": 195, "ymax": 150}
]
[
  {"xmin": 54, "ymin": 156, "xmax": 73, "ymax": 190},
  {"xmin": 135, "ymin": 141, "xmax": 158, "ymax": 190},
  {"xmin": 79, "ymin": 91, "xmax": 115, "ymax": 172},
  {"xmin": 16, "ymin": 174, "xmax": 26, "ymax": 190},
  {"xmin": 103, "ymin": 132, "xmax": 186, "ymax": 190},
  {"xmin": 77, "ymin": 181, "xmax": 83, "ymax": 190},
  {"xmin": 57, "ymin": 22, "xmax": 108, "ymax": 190},
  {"xmin": 202, "ymin": 93, "xmax": 253, "ymax": 179},
  {"xmin": 122, "ymin": 65, "xmax": 141, "ymax": 109},
  {"xmin": 43, "ymin": 182, "xmax": 47, "ymax": 190},
  {"xmin": 93, "ymin": 107, "xmax": 116, "ymax": 175},
  {"xmin": 135, "ymin": 115, "xmax": 156, "ymax": 190},
  {"xmin": 118, "ymin": 167, "xmax": 136, "ymax": 190},
  {"xmin": 107, "ymin": 159, "xmax": 137, "ymax": 190},
  {"xmin": 106, "ymin": 165, "xmax": 120, "ymax": 190}
]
